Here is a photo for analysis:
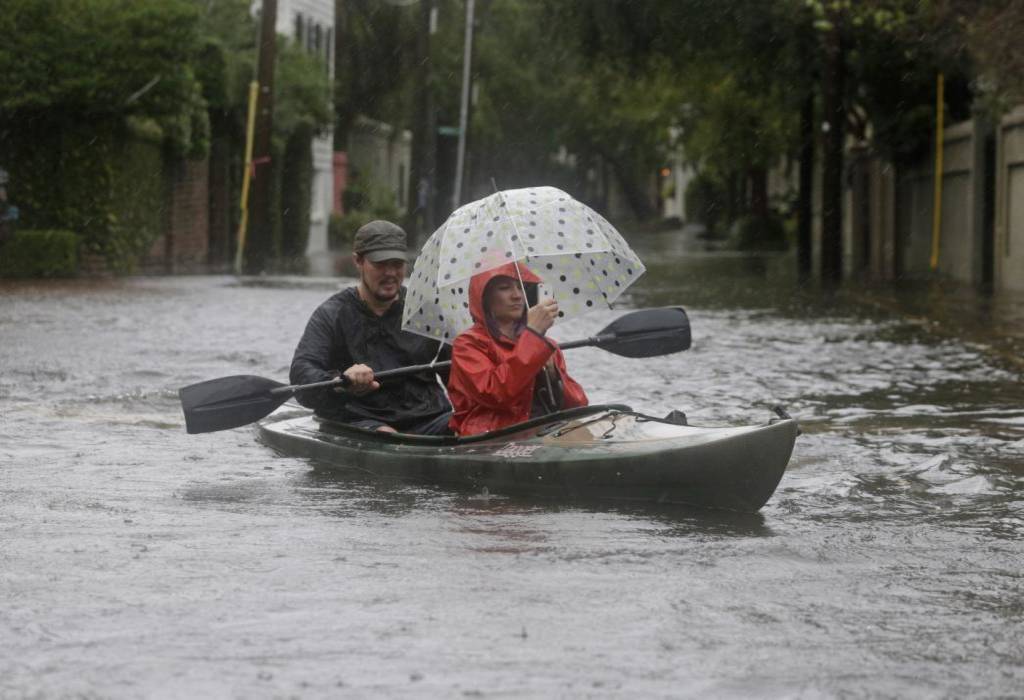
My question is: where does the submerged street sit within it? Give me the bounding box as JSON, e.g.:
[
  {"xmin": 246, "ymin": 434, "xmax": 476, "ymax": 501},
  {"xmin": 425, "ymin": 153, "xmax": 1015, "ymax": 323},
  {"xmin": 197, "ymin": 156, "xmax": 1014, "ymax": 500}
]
[{"xmin": 2, "ymin": 232, "xmax": 1022, "ymax": 696}]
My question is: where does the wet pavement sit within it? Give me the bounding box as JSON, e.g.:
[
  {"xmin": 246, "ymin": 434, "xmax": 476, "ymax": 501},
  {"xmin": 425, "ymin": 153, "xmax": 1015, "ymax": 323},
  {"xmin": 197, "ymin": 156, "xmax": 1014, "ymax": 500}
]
[{"xmin": 2, "ymin": 230, "xmax": 1022, "ymax": 697}]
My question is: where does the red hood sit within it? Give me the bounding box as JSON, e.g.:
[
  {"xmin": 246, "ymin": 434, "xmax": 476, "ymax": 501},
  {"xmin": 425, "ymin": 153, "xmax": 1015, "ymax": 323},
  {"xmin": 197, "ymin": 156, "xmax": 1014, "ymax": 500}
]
[{"xmin": 467, "ymin": 260, "xmax": 542, "ymax": 324}]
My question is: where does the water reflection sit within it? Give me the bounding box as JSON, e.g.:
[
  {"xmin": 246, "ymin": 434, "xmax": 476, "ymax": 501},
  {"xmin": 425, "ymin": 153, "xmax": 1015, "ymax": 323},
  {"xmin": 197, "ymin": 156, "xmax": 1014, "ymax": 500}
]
[
  {"xmin": 297, "ymin": 464, "xmax": 453, "ymax": 517},
  {"xmin": 294, "ymin": 459, "xmax": 774, "ymax": 540},
  {"xmin": 601, "ymin": 502, "xmax": 772, "ymax": 538}
]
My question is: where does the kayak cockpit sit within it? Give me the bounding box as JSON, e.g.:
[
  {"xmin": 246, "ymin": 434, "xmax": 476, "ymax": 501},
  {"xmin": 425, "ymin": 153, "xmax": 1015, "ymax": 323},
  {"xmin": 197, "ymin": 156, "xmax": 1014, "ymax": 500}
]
[{"xmin": 311, "ymin": 403, "xmax": 634, "ymax": 446}]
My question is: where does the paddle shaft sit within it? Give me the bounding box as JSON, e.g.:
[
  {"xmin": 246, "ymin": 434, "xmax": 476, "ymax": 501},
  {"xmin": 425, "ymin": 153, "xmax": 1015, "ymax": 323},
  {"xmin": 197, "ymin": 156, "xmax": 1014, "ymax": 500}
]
[
  {"xmin": 266, "ymin": 365, "xmax": 442, "ymax": 397},
  {"xmin": 273, "ymin": 331, "xmax": 653, "ymax": 398}
]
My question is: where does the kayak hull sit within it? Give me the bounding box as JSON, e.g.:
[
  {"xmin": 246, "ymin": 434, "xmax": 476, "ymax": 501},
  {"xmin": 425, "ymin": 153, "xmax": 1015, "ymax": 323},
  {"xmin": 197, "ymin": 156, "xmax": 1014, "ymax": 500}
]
[{"xmin": 258, "ymin": 404, "xmax": 797, "ymax": 512}]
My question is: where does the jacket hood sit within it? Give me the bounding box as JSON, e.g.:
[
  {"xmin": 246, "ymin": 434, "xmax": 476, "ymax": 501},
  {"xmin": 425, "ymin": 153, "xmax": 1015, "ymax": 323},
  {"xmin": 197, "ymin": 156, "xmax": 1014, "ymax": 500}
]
[{"xmin": 467, "ymin": 260, "xmax": 542, "ymax": 325}]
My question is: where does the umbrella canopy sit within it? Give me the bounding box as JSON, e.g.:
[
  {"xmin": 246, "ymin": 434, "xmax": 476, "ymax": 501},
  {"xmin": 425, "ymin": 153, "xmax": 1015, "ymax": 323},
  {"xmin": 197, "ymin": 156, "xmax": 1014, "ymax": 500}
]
[{"xmin": 402, "ymin": 186, "xmax": 646, "ymax": 343}]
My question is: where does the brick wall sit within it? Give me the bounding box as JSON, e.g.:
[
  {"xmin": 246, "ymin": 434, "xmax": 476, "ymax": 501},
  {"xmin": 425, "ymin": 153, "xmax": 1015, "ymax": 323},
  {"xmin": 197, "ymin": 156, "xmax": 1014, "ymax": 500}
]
[
  {"xmin": 207, "ymin": 137, "xmax": 233, "ymax": 269},
  {"xmin": 141, "ymin": 156, "xmax": 210, "ymax": 273}
]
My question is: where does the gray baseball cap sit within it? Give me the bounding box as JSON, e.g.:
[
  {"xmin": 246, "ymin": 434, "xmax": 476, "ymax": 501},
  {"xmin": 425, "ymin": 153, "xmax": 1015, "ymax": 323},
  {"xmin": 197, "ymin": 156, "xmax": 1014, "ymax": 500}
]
[{"xmin": 353, "ymin": 220, "xmax": 408, "ymax": 262}]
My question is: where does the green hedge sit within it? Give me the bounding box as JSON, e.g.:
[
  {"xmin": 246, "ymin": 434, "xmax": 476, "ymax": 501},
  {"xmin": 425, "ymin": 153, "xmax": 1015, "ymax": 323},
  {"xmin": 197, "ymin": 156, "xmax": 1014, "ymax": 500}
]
[
  {"xmin": 0, "ymin": 229, "xmax": 79, "ymax": 277},
  {"xmin": 0, "ymin": 119, "xmax": 164, "ymax": 273}
]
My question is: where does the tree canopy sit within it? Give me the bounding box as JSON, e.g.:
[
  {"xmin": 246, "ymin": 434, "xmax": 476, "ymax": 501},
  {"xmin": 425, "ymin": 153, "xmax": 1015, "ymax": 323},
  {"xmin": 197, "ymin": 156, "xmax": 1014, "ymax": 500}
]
[
  {"xmin": 0, "ymin": 0, "xmax": 210, "ymax": 154},
  {"xmin": 3, "ymin": 0, "xmax": 1022, "ymax": 229}
]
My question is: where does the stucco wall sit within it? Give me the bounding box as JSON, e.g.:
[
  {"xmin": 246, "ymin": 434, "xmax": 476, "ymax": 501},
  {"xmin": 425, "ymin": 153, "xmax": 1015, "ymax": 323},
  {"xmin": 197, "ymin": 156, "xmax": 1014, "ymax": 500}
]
[
  {"xmin": 141, "ymin": 156, "xmax": 210, "ymax": 273},
  {"xmin": 995, "ymin": 106, "xmax": 1024, "ymax": 292},
  {"xmin": 894, "ymin": 119, "xmax": 988, "ymax": 283}
]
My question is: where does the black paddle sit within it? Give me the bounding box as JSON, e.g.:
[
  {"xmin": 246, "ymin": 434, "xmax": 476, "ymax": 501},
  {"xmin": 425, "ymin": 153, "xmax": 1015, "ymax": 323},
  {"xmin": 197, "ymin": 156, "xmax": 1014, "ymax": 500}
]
[{"xmin": 179, "ymin": 306, "xmax": 691, "ymax": 434}]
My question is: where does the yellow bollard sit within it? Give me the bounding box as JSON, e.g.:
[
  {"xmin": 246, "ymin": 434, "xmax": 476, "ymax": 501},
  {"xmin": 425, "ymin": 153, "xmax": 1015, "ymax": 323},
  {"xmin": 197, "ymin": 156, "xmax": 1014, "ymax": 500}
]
[{"xmin": 234, "ymin": 80, "xmax": 260, "ymax": 276}]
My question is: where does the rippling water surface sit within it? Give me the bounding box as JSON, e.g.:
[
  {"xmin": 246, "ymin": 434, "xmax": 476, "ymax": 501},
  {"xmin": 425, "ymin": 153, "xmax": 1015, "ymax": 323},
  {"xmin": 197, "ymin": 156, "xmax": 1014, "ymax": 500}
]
[{"xmin": 2, "ymin": 232, "xmax": 1022, "ymax": 697}]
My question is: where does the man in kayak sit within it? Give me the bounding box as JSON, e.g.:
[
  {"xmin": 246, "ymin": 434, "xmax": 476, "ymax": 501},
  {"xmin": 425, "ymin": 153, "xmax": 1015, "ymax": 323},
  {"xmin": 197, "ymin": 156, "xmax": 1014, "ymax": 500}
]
[
  {"xmin": 289, "ymin": 221, "xmax": 452, "ymax": 434},
  {"xmin": 447, "ymin": 261, "xmax": 588, "ymax": 436}
]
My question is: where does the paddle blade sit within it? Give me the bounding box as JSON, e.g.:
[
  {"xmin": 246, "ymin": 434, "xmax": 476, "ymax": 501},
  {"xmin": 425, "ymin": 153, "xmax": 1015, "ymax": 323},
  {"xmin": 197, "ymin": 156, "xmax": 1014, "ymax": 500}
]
[
  {"xmin": 598, "ymin": 306, "xmax": 691, "ymax": 358},
  {"xmin": 179, "ymin": 375, "xmax": 289, "ymax": 434}
]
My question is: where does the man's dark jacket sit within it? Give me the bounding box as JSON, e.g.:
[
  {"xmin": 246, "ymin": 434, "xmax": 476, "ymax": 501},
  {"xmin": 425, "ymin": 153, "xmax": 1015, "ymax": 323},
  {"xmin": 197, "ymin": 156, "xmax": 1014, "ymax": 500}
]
[{"xmin": 289, "ymin": 287, "xmax": 451, "ymax": 427}]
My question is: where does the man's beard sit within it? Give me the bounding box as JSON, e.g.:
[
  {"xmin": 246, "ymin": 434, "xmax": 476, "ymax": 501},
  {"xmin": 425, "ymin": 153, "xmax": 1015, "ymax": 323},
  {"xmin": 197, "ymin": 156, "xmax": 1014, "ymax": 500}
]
[{"xmin": 370, "ymin": 278, "xmax": 400, "ymax": 302}]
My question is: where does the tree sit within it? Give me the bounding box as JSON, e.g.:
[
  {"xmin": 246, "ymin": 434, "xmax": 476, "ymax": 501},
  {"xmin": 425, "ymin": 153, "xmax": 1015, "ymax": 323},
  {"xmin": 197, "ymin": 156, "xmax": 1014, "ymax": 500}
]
[
  {"xmin": 539, "ymin": 0, "xmax": 807, "ymax": 226},
  {"xmin": 464, "ymin": 0, "xmax": 684, "ymax": 219},
  {"xmin": 0, "ymin": 0, "xmax": 210, "ymax": 270},
  {"xmin": 957, "ymin": 0, "xmax": 1024, "ymax": 107},
  {"xmin": 0, "ymin": 0, "xmax": 209, "ymax": 154},
  {"xmin": 803, "ymin": 0, "xmax": 975, "ymax": 279},
  {"xmin": 0, "ymin": 0, "xmax": 333, "ymax": 272},
  {"xmin": 333, "ymin": 0, "xmax": 418, "ymax": 144}
]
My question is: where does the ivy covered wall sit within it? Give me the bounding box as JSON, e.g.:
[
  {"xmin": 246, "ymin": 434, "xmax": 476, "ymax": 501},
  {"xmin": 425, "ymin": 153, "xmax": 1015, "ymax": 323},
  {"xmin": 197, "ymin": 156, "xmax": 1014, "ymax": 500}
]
[
  {"xmin": 0, "ymin": 120, "xmax": 169, "ymax": 273},
  {"xmin": 0, "ymin": 0, "xmax": 332, "ymax": 276}
]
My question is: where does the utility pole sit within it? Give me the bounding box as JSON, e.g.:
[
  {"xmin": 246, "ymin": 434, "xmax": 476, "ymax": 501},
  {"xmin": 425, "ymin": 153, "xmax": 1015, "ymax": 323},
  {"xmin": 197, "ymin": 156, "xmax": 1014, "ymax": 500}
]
[
  {"xmin": 452, "ymin": 0, "xmax": 475, "ymax": 209},
  {"xmin": 796, "ymin": 20, "xmax": 815, "ymax": 281},
  {"xmin": 409, "ymin": 0, "xmax": 438, "ymax": 246},
  {"xmin": 245, "ymin": 0, "xmax": 278, "ymax": 274},
  {"xmin": 820, "ymin": 9, "xmax": 845, "ymax": 284}
]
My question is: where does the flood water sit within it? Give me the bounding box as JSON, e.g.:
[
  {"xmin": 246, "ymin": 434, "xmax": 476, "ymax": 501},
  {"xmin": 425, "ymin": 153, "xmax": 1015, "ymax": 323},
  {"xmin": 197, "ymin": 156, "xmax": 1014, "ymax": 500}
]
[{"xmin": 2, "ymin": 230, "xmax": 1022, "ymax": 697}]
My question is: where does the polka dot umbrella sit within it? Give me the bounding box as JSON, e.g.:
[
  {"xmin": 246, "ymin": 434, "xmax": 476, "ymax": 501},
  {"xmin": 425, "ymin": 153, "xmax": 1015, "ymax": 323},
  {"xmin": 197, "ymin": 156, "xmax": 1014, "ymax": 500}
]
[{"xmin": 402, "ymin": 186, "xmax": 646, "ymax": 343}]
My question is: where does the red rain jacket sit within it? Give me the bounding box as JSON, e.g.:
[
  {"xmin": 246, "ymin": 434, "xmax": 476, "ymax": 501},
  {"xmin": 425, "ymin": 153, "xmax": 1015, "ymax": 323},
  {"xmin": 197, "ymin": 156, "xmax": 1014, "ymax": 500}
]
[{"xmin": 447, "ymin": 262, "xmax": 588, "ymax": 436}]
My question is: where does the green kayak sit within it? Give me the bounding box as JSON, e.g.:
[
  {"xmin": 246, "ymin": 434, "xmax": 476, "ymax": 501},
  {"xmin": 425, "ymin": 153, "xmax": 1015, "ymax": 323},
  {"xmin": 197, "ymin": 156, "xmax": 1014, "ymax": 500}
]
[{"xmin": 258, "ymin": 404, "xmax": 798, "ymax": 512}]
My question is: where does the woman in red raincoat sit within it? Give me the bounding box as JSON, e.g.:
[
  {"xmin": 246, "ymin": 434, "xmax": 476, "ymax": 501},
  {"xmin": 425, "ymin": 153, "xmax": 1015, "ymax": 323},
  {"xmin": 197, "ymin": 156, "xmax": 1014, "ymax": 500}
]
[{"xmin": 447, "ymin": 261, "xmax": 588, "ymax": 436}]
